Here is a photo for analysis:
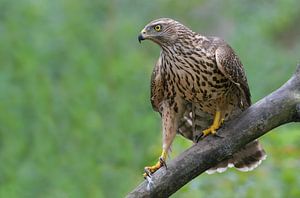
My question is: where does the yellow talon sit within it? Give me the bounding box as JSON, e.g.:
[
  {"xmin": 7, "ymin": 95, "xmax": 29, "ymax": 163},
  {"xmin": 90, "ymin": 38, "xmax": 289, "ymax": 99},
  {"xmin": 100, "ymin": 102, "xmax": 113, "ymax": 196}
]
[
  {"xmin": 143, "ymin": 150, "xmax": 167, "ymax": 178},
  {"xmin": 202, "ymin": 111, "xmax": 223, "ymax": 137}
]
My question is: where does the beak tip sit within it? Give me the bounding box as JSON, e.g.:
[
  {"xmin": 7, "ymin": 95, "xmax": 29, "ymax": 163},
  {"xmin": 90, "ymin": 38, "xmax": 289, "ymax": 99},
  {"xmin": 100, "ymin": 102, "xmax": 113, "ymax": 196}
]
[{"xmin": 138, "ymin": 34, "xmax": 144, "ymax": 43}]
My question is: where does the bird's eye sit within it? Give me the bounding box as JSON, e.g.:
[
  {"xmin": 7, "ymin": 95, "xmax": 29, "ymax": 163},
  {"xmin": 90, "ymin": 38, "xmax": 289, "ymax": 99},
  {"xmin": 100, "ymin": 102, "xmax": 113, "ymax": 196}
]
[{"xmin": 154, "ymin": 25, "xmax": 161, "ymax": 32}]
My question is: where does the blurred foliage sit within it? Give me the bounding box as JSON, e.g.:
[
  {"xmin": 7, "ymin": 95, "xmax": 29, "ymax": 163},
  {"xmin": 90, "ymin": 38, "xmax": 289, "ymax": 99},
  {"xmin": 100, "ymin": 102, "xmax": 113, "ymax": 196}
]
[{"xmin": 0, "ymin": 0, "xmax": 299, "ymax": 197}]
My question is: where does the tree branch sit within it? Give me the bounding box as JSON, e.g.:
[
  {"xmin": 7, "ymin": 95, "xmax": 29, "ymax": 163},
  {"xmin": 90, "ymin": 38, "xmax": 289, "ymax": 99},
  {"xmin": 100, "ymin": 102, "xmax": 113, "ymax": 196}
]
[{"xmin": 127, "ymin": 64, "xmax": 300, "ymax": 198}]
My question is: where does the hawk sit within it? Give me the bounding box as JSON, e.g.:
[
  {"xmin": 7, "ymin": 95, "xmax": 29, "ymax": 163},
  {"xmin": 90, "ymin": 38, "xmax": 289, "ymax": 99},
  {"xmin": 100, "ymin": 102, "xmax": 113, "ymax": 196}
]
[{"xmin": 138, "ymin": 18, "xmax": 266, "ymax": 176}]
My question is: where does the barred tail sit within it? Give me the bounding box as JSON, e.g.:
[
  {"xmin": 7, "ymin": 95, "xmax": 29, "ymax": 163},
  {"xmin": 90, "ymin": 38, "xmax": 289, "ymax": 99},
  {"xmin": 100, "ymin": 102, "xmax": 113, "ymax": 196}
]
[{"xmin": 206, "ymin": 140, "xmax": 266, "ymax": 174}]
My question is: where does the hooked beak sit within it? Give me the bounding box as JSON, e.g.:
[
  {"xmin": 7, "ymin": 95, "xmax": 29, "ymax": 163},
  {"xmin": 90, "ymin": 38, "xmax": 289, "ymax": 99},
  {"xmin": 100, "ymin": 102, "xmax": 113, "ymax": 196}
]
[
  {"xmin": 138, "ymin": 34, "xmax": 145, "ymax": 43},
  {"xmin": 138, "ymin": 29, "xmax": 147, "ymax": 43}
]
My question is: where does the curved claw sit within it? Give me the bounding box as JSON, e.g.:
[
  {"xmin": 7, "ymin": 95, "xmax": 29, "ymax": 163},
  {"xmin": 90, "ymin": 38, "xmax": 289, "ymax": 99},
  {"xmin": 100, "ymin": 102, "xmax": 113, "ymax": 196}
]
[
  {"xmin": 196, "ymin": 111, "xmax": 224, "ymax": 142},
  {"xmin": 143, "ymin": 158, "xmax": 167, "ymax": 179},
  {"xmin": 196, "ymin": 129, "xmax": 224, "ymax": 143},
  {"xmin": 143, "ymin": 168, "xmax": 152, "ymax": 179},
  {"xmin": 195, "ymin": 134, "xmax": 203, "ymax": 143},
  {"xmin": 196, "ymin": 128, "xmax": 215, "ymax": 142},
  {"xmin": 159, "ymin": 157, "xmax": 167, "ymax": 170}
]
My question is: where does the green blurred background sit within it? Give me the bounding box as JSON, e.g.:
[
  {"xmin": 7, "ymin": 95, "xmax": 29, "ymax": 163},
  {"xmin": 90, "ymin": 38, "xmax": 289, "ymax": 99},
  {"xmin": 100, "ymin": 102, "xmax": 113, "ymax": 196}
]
[{"xmin": 0, "ymin": 0, "xmax": 300, "ymax": 197}]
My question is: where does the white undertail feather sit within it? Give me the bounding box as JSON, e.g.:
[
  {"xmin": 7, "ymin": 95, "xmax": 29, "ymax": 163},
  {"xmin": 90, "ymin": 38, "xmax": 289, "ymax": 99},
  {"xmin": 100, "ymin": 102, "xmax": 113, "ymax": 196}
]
[{"xmin": 206, "ymin": 140, "xmax": 267, "ymax": 174}]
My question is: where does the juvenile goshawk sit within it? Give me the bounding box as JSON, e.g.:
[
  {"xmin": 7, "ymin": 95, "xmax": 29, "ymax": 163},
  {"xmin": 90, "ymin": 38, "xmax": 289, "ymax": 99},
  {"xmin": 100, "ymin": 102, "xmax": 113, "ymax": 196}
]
[{"xmin": 138, "ymin": 18, "xmax": 266, "ymax": 176}]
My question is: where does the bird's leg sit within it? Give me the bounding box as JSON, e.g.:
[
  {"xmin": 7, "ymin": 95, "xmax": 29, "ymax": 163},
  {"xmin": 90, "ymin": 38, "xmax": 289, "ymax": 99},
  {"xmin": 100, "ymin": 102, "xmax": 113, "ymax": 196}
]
[
  {"xmin": 202, "ymin": 110, "xmax": 224, "ymax": 137},
  {"xmin": 143, "ymin": 150, "xmax": 167, "ymax": 178},
  {"xmin": 144, "ymin": 100, "xmax": 182, "ymax": 178}
]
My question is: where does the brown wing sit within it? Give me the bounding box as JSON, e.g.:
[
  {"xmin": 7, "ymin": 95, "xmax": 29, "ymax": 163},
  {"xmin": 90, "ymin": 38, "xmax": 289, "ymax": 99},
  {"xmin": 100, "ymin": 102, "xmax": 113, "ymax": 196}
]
[
  {"xmin": 150, "ymin": 55, "xmax": 164, "ymax": 112},
  {"xmin": 215, "ymin": 43, "xmax": 251, "ymax": 107}
]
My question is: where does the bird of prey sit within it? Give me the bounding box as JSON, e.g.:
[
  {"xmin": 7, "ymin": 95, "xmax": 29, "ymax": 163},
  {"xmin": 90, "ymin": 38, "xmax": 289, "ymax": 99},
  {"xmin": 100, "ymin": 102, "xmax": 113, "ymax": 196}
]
[{"xmin": 138, "ymin": 18, "xmax": 266, "ymax": 177}]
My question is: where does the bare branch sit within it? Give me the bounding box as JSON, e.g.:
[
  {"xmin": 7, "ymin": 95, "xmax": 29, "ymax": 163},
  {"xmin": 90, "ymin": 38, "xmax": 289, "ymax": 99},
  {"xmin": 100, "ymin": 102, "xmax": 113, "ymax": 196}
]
[{"xmin": 126, "ymin": 64, "xmax": 300, "ymax": 198}]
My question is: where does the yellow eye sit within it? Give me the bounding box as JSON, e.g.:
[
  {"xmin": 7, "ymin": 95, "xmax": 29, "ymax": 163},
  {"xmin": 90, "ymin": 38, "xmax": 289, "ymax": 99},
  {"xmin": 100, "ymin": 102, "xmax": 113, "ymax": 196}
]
[{"xmin": 154, "ymin": 25, "xmax": 161, "ymax": 32}]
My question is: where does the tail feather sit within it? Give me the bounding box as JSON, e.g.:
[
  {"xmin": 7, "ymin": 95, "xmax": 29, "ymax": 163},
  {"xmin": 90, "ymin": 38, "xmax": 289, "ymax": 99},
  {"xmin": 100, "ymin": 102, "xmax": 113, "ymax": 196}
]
[{"xmin": 206, "ymin": 140, "xmax": 266, "ymax": 174}]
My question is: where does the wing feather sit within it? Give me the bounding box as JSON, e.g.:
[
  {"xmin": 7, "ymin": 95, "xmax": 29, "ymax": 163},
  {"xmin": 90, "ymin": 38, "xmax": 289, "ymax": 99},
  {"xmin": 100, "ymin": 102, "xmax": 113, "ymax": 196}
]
[
  {"xmin": 150, "ymin": 55, "xmax": 164, "ymax": 112},
  {"xmin": 215, "ymin": 43, "xmax": 251, "ymax": 107}
]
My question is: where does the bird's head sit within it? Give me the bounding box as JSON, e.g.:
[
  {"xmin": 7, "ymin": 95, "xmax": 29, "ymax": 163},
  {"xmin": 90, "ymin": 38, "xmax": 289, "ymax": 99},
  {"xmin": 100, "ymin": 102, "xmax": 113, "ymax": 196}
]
[{"xmin": 138, "ymin": 18, "xmax": 191, "ymax": 46}]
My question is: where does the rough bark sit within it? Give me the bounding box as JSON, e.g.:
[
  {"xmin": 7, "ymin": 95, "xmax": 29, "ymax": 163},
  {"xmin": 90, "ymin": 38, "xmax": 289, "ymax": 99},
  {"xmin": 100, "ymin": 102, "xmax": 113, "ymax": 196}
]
[{"xmin": 126, "ymin": 64, "xmax": 300, "ymax": 198}]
